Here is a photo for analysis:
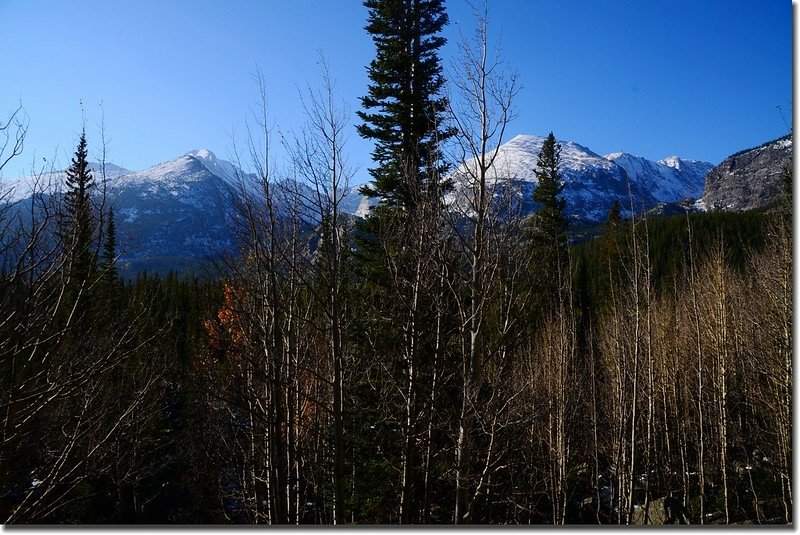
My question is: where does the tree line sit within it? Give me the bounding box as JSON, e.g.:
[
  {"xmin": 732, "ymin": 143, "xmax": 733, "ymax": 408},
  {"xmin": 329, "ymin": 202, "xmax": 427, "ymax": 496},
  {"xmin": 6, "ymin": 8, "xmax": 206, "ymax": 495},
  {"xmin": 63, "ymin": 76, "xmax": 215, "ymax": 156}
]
[{"xmin": 0, "ymin": 0, "xmax": 792, "ymax": 524}]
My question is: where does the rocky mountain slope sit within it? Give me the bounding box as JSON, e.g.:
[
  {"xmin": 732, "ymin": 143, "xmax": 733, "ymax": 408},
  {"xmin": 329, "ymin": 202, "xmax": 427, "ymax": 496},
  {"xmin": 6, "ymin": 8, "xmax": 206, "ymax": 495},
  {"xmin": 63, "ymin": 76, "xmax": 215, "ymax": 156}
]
[
  {"xmin": 110, "ymin": 150, "xmax": 240, "ymax": 274},
  {"xmin": 701, "ymin": 135, "xmax": 792, "ymax": 211}
]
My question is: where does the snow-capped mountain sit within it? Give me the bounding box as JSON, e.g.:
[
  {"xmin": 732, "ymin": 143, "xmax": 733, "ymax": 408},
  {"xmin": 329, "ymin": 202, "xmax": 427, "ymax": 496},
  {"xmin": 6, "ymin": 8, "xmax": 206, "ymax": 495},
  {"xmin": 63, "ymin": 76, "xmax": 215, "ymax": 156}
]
[
  {"xmin": 446, "ymin": 134, "xmax": 712, "ymax": 223},
  {"xmin": 604, "ymin": 152, "xmax": 712, "ymax": 203},
  {"xmin": 3, "ymin": 162, "xmax": 131, "ymax": 203},
  {"xmin": 2, "ymin": 149, "xmax": 367, "ymax": 275},
  {"xmin": 448, "ymin": 134, "xmax": 632, "ymax": 222},
  {"xmin": 107, "ymin": 150, "xmax": 240, "ymax": 274},
  {"xmin": 1, "ymin": 136, "xmax": 714, "ymax": 275},
  {"xmin": 1, "ymin": 150, "xmax": 243, "ymax": 275}
]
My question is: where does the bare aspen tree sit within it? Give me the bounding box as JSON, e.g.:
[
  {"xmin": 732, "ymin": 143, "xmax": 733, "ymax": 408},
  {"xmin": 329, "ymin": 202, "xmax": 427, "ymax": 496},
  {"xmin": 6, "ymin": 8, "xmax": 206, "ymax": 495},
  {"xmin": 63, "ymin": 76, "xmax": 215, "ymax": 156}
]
[
  {"xmin": 536, "ymin": 261, "xmax": 576, "ymax": 525},
  {"xmin": 212, "ymin": 66, "xmax": 368, "ymax": 524},
  {"xmin": 597, "ymin": 217, "xmax": 634, "ymax": 524},
  {"xmin": 0, "ymin": 104, "xmax": 27, "ymax": 175},
  {"xmin": 445, "ymin": 1, "xmax": 518, "ymax": 523},
  {"xmin": 398, "ymin": 171, "xmax": 444, "ymax": 524},
  {"xmin": 285, "ymin": 55, "xmax": 354, "ymax": 524},
  {"xmin": 622, "ymin": 210, "xmax": 642, "ymax": 525},
  {"xmin": 745, "ymin": 204, "xmax": 792, "ymax": 523},
  {"xmin": 702, "ymin": 236, "xmax": 732, "ymax": 523},
  {"xmin": 640, "ymin": 214, "xmax": 654, "ymax": 524},
  {"xmin": 685, "ymin": 213, "xmax": 705, "ymax": 524},
  {"xmin": 594, "ymin": 206, "xmax": 663, "ymax": 525},
  {"xmin": 588, "ymin": 321, "xmax": 603, "ymax": 524},
  {"xmin": 210, "ymin": 70, "xmax": 296, "ymax": 523}
]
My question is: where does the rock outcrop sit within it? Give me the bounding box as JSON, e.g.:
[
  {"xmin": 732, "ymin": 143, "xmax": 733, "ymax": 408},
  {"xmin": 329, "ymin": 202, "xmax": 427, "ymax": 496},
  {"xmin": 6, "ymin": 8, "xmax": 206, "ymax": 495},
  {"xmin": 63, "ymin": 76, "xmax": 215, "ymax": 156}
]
[{"xmin": 702, "ymin": 135, "xmax": 792, "ymax": 211}]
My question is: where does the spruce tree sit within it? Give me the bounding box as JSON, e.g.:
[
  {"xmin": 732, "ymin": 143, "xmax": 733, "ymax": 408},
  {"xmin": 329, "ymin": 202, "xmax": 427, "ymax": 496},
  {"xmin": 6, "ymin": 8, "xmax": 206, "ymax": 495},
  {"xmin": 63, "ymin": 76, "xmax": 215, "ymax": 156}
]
[
  {"xmin": 528, "ymin": 132, "xmax": 568, "ymax": 302},
  {"xmin": 55, "ymin": 130, "xmax": 98, "ymax": 351},
  {"xmin": 99, "ymin": 207, "xmax": 123, "ymax": 311},
  {"xmin": 591, "ymin": 199, "xmax": 625, "ymax": 314},
  {"xmin": 357, "ymin": 0, "xmax": 452, "ymax": 210},
  {"xmin": 351, "ymin": 0, "xmax": 453, "ymax": 523},
  {"xmin": 100, "ymin": 207, "xmax": 118, "ymax": 283},
  {"xmin": 61, "ymin": 130, "xmax": 96, "ymax": 287},
  {"xmin": 353, "ymin": 0, "xmax": 453, "ymax": 278}
]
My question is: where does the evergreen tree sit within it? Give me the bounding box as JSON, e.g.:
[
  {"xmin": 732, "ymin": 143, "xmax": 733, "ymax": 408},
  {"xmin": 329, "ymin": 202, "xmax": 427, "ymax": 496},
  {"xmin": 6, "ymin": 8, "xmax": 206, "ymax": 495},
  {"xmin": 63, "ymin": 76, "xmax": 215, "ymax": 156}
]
[
  {"xmin": 356, "ymin": 0, "xmax": 452, "ymax": 210},
  {"xmin": 57, "ymin": 130, "xmax": 98, "ymax": 340},
  {"xmin": 528, "ymin": 132, "xmax": 568, "ymax": 301},
  {"xmin": 353, "ymin": 0, "xmax": 453, "ymax": 279},
  {"xmin": 590, "ymin": 199, "xmax": 625, "ymax": 315},
  {"xmin": 61, "ymin": 130, "xmax": 96, "ymax": 287},
  {"xmin": 99, "ymin": 207, "xmax": 123, "ymax": 311},
  {"xmin": 606, "ymin": 199, "xmax": 621, "ymax": 234},
  {"xmin": 353, "ymin": 0, "xmax": 454, "ymax": 278},
  {"xmin": 100, "ymin": 207, "xmax": 118, "ymax": 282},
  {"xmin": 351, "ymin": 0, "xmax": 453, "ymax": 523}
]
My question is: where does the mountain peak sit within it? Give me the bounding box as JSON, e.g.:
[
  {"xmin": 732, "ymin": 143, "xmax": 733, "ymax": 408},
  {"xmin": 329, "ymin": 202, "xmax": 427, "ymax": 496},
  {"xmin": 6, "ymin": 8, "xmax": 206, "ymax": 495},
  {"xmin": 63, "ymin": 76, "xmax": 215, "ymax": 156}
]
[
  {"xmin": 186, "ymin": 148, "xmax": 218, "ymax": 162},
  {"xmin": 182, "ymin": 148, "xmax": 242, "ymax": 186},
  {"xmin": 659, "ymin": 156, "xmax": 682, "ymax": 169},
  {"xmin": 508, "ymin": 133, "xmax": 545, "ymax": 143},
  {"xmin": 605, "ymin": 151, "xmax": 641, "ymax": 162},
  {"xmin": 703, "ymin": 135, "xmax": 792, "ymax": 212}
]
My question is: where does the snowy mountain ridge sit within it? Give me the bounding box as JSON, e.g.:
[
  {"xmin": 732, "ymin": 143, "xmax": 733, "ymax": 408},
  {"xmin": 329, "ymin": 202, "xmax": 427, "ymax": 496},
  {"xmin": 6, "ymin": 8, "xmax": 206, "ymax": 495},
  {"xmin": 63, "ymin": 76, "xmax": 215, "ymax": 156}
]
[
  {"xmin": 1, "ymin": 135, "xmax": 714, "ymax": 274},
  {"xmin": 447, "ymin": 134, "xmax": 712, "ymax": 222},
  {"xmin": 604, "ymin": 151, "xmax": 712, "ymax": 203},
  {"xmin": 3, "ymin": 162, "xmax": 131, "ymax": 203}
]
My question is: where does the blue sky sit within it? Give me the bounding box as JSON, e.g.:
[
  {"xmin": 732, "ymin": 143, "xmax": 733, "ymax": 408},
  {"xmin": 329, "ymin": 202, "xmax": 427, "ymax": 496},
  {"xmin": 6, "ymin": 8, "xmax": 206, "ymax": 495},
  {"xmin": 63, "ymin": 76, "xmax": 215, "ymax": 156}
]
[{"xmin": 0, "ymin": 0, "xmax": 792, "ymax": 183}]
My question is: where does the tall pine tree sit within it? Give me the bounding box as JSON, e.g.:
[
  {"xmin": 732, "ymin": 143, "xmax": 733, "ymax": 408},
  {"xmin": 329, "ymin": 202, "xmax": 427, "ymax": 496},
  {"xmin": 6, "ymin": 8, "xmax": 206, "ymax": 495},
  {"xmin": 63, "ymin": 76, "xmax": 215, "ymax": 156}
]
[
  {"xmin": 353, "ymin": 0, "xmax": 453, "ymax": 279},
  {"xmin": 357, "ymin": 0, "xmax": 452, "ymax": 210},
  {"xmin": 98, "ymin": 206, "xmax": 123, "ymax": 311},
  {"xmin": 60, "ymin": 130, "xmax": 96, "ymax": 301},
  {"xmin": 350, "ymin": 0, "xmax": 453, "ymax": 523},
  {"xmin": 529, "ymin": 132, "xmax": 568, "ymax": 303}
]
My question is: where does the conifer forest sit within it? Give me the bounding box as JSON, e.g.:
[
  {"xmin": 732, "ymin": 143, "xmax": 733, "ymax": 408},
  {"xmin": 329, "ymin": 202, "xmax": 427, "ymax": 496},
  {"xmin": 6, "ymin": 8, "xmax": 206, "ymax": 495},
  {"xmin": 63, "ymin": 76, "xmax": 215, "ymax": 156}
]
[{"xmin": 0, "ymin": 0, "xmax": 792, "ymax": 525}]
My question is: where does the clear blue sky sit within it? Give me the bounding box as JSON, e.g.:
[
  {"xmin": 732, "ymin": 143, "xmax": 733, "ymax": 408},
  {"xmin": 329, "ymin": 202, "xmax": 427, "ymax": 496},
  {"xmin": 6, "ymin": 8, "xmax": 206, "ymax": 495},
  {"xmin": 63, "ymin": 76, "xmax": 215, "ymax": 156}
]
[{"xmin": 0, "ymin": 0, "xmax": 792, "ymax": 183}]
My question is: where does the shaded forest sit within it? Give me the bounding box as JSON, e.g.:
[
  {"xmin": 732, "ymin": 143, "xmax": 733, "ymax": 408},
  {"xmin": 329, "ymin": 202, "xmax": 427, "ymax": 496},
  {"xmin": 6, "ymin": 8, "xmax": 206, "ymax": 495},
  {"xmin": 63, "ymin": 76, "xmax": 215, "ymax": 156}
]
[{"xmin": 0, "ymin": 0, "xmax": 792, "ymax": 525}]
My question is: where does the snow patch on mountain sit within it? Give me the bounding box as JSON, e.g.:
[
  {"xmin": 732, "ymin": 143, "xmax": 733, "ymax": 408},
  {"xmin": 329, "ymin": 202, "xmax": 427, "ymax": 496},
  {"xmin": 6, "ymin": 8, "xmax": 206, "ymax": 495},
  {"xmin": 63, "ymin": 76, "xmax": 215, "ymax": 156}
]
[
  {"xmin": 659, "ymin": 155, "xmax": 682, "ymax": 170},
  {"xmin": 443, "ymin": 134, "xmax": 713, "ymax": 222}
]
